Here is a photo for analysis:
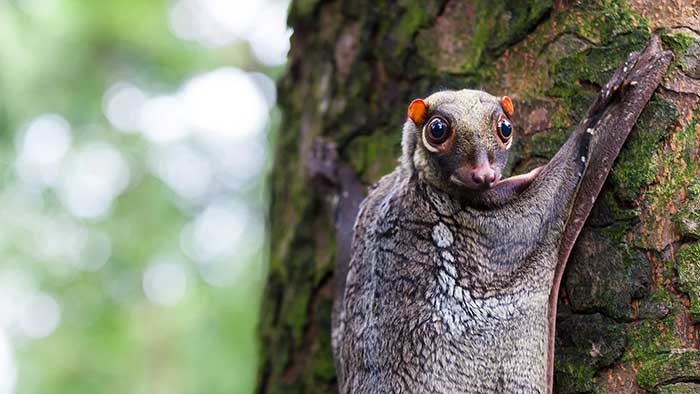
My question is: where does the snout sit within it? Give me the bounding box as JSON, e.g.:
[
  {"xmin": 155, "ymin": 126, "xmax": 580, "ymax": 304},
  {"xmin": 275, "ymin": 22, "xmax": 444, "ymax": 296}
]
[{"xmin": 450, "ymin": 162, "xmax": 500, "ymax": 190}]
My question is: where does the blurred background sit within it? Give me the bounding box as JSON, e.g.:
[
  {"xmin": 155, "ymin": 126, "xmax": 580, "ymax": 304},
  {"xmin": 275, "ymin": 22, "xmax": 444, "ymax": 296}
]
[{"xmin": 0, "ymin": 0, "xmax": 290, "ymax": 393}]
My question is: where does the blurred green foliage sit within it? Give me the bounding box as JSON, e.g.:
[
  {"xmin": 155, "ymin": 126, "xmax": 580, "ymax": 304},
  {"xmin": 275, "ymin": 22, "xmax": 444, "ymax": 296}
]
[{"xmin": 0, "ymin": 1, "xmax": 281, "ymax": 393}]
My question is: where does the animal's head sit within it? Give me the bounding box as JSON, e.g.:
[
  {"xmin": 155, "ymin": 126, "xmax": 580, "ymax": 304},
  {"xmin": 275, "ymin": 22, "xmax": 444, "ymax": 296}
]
[{"xmin": 402, "ymin": 89, "xmax": 515, "ymax": 199}]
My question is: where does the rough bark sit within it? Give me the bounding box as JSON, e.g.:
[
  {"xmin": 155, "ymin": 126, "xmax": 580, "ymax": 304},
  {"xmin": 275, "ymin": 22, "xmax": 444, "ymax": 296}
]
[{"xmin": 259, "ymin": 1, "xmax": 700, "ymax": 393}]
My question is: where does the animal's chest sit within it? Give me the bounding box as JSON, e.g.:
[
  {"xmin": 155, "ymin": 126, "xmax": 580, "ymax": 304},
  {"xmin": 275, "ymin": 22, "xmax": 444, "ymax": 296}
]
[
  {"xmin": 378, "ymin": 214, "xmax": 550, "ymax": 300},
  {"xmin": 360, "ymin": 215, "xmax": 546, "ymax": 345},
  {"xmin": 342, "ymin": 219, "xmax": 551, "ymax": 393}
]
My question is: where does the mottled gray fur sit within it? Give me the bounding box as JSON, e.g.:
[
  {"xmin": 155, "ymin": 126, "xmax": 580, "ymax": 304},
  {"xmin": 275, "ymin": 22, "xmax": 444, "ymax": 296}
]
[
  {"xmin": 331, "ymin": 38, "xmax": 672, "ymax": 394},
  {"xmin": 334, "ymin": 90, "xmax": 577, "ymax": 393}
]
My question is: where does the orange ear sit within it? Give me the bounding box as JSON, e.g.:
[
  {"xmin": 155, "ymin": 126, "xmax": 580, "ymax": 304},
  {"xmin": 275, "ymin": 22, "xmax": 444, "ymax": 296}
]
[
  {"xmin": 500, "ymin": 96, "xmax": 514, "ymax": 117},
  {"xmin": 407, "ymin": 98, "xmax": 427, "ymax": 124}
]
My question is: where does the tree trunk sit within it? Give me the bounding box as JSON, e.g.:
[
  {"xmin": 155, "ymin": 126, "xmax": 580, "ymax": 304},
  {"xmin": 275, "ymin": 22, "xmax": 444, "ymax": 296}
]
[{"xmin": 259, "ymin": 1, "xmax": 700, "ymax": 393}]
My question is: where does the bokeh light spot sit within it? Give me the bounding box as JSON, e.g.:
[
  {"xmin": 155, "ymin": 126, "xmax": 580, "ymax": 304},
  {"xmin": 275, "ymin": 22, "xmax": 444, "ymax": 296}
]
[
  {"xmin": 181, "ymin": 200, "xmax": 248, "ymax": 263},
  {"xmin": 140, "ymin": 95, "xmax": 189, "ymax": 143},
  {"xmin": 15, "ymin": 114, "xmax": 72, "ymax": 186},
  {"xmin": 17, "ymin": 114, "xmax": 71, "ymax": 165},
  {"xmin": 0, "ymin": 331, "xmax": 16, "ymax": 394},
  {"xmin": 247, "ymin": 2, "xmax": 292, "ymax": 65},
  {"xmin": 78, "ymin": 231, "xmax": 112, "ymax": 271},
  {"xmin": 180, "ymin": 68, "xmax": 270, "ymax": 139},
  {"xmin": 103, "ymin": 82, "xmax": 147, "ymax": 133},
  {"xmin": 151, "ymin": 143, "xmax": 213, "ymax": 202},
  {"xmin": 19, "ymin": 292, "xmax": 61, "ymax": 339},
  {"xmin": 142, "ymin": 260, "xmax": 188, "ymax": 307},
  {"xmin": 58, "ymin": 143, "xmax": 130, "ymax": 219}
]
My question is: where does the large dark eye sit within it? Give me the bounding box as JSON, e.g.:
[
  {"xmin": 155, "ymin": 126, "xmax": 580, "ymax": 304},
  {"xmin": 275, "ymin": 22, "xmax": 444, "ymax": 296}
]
[
  {"xmin": 426, "ymin": 116, "xmax": 451, "ymax": 145},
  {"xmin": 497, "ymin": 118, "xmax": 513, "ymax": 143}
]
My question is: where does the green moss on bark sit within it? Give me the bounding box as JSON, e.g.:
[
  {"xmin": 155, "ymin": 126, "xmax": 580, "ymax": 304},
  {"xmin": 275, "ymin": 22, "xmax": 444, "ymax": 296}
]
[
  {"xmin": 674, "ymin": 181, "xmax": 700, "ymax": 239},
  {"xmin": 658, "ymin": 383, "xmax": 700, "ymax": 394},
  {"xmin": 661, "ymin": 30, "xmax": 700, "ymax": 75},
  {"xmin": 633, "ymin": 107, "xmax": 700, "ymax": 249},
  {"xmin": 676, "ymin": 243, "xmax": 700, "ymax": 321},
  {"xmin": 612, "ymin": 97, "xmax": 677, "ymax": 202},
  {"xmin": 623, "ymin": 313, "xmax": 683, "ymax": 363},
  {"xmin": 345, "ymin": 130, "xmax": 402, "ymax": 185},
  {"xmin": 636, "ymin": 351, "xmax": 700, "ymax": 390},
  {"xmin": 416, "ymin": 0, "xmax": 553, "ymax": 74},
  {"xmin": 554, "ymin": 313, "xmax": 626, "ymax": 393},
  {"xmin": 638, "ymin": 289, "xmax": 673, "ymax": 320},
  {"xmin": 263, "ymin": 1, "xmax": 699, "ymax": 393}
]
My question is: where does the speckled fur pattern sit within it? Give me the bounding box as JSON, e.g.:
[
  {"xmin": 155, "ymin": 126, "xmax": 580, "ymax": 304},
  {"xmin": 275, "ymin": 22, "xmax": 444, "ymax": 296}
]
[
  {"xmin": 332, "ymin": 37, "xmax": 672, "ymax": 394},
  {"xmin": 333, "ymin": 89, "xmax": 584, "ymax": 394}
]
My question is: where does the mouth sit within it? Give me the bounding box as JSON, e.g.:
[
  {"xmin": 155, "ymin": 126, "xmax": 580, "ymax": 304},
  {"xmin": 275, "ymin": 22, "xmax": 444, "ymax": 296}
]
[
  {"xmin": 452, "ymin": 166, "xmax": 543, "ymax": 195},
  {"xmin": 450, "ymin": 167, "xmax": 500, "ymax": 191},
  {"xmin": 492, "ymin": 166, "xmax": 543, "ymax": 193},
  {"xmin": 450, "ymin": 174, "xmax": 497, "ymax": 191}
]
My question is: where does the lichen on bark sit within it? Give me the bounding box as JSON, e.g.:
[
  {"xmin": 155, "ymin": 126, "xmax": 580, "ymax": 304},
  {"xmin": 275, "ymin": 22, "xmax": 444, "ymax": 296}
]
[{"xmin": 260, "ymin": 1, "xmax": 700, "ymax": 393}]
